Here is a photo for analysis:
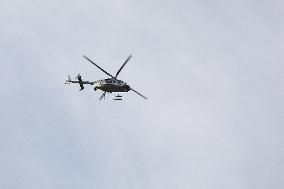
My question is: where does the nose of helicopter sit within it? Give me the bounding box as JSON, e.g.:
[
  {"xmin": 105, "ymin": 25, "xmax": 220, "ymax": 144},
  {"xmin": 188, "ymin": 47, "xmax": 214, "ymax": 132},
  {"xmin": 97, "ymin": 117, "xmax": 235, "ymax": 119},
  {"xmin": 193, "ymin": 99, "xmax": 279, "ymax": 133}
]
[{"xmin": 125, "ymin": 85, "xmax": 131, "ymax": 91}]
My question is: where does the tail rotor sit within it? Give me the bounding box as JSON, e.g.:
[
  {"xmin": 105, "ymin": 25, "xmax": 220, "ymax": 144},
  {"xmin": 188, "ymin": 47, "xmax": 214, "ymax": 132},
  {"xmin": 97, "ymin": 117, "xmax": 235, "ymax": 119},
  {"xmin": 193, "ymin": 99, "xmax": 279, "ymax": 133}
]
[
  {"xmin": 65, "ymin": 75, "xmax": 71, "ymax": 84},
  {"xmin": 76, "ymin": 74, "xmax": 84, "ymax": 91}
]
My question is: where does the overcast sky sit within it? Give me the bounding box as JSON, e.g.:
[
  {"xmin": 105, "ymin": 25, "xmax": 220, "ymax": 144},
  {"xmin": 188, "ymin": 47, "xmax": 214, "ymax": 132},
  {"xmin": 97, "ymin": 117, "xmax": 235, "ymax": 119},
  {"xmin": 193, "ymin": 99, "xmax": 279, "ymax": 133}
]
[{"xmin": 1, "ymin": 0, "xmax": 283, "ymax": 189}]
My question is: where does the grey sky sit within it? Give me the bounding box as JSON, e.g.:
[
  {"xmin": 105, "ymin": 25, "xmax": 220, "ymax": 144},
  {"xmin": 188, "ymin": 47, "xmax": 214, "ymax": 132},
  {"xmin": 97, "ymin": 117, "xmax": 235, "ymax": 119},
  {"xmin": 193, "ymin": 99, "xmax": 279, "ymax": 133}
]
[{"xmin": 1, "ymin": 0, "xmax": 283, "ymax": 189}]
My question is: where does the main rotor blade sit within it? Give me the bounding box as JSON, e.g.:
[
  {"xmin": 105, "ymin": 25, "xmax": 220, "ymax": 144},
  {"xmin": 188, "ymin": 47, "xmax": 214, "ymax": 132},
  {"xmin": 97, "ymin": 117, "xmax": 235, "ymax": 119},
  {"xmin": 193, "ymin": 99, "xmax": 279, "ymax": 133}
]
[
  {"xmin": 99, "ymin": 92, "xmax": 106, "ymax": 100},
  {"xmin": 131, "ymin": 88, "xmax": 147, "ymax": 100},
  {"xmin": 83, "ymin": 55, "xmax": 114, "ymax": 78},
  {"xmin": 115, "ymin": 54, "xmax": 132, "ymax": 78}
]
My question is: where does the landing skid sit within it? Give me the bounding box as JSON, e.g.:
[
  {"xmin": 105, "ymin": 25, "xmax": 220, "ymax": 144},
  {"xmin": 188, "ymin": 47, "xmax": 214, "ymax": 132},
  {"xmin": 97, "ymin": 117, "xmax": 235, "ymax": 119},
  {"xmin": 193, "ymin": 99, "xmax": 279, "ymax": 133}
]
[
  {"xmin": 105, "ymin": 94, "xmax": 123, "ymax": 101},
  {"xmin": 111, "ymin": 94, "xmax": 123, "ymax": 101},
  {"xmin": 112, "ymin": 98, "xmax": 122, "ymax": 101}
]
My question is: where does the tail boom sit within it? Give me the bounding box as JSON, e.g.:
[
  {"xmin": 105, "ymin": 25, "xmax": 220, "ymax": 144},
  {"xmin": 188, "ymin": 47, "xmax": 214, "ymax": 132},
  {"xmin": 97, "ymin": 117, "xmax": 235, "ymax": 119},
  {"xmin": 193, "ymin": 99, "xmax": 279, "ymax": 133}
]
[{"xmin": 65, "ymin": 74, "xmax": 96, "ymax": 91}]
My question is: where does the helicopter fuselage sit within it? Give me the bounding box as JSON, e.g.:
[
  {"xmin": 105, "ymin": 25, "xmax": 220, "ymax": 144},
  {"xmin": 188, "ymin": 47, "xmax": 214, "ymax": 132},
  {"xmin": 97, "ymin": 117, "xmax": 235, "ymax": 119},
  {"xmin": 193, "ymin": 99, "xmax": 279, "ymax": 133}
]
[{"xmin": 95, "ymin": 78, "xmax": 131, "ymax": 92}]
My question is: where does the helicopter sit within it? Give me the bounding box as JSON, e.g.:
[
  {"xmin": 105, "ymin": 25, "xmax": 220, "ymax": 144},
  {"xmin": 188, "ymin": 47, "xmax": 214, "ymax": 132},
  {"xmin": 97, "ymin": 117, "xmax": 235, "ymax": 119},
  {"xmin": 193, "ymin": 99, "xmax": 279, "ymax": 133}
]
[{"xmin": 65, "ymin": 55, "xmax": 147, "ymax": 100}]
